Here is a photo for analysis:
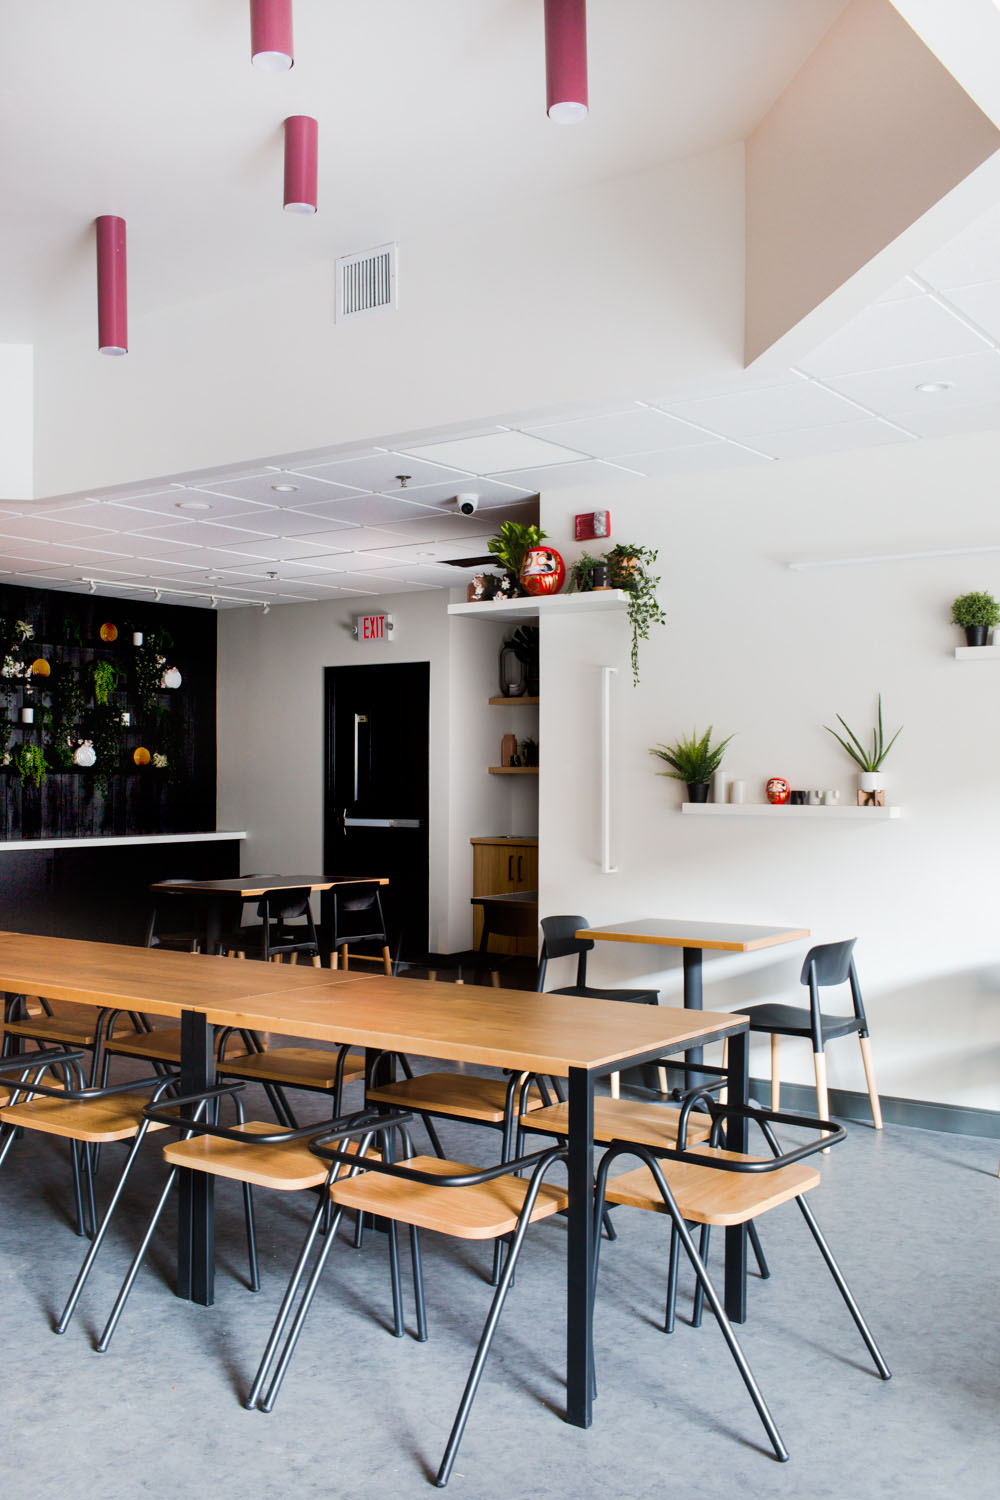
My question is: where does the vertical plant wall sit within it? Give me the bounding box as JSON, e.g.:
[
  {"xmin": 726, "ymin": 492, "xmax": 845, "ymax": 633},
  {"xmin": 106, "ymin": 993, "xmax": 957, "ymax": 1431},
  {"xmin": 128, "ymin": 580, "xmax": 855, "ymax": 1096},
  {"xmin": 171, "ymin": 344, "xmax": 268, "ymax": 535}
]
[{"xmin": 0, "ymin": 581, "xmax": 217, "ymax": 839}]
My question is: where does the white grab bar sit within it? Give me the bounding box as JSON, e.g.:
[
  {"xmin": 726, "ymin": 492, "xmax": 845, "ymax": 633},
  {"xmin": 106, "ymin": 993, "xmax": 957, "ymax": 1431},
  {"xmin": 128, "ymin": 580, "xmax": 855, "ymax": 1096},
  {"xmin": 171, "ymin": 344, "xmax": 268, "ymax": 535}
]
[{"xmin": 600, "ymin": 666, "xmax": 618, "ymax": 874}]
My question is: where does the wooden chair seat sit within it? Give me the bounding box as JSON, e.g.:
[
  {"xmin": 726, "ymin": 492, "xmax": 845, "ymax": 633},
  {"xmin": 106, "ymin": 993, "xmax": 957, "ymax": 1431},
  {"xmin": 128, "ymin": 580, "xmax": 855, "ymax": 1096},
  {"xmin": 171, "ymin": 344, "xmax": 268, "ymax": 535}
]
[
  {"xmin": 162, "ymin": 1120, "xmax": 342, "ymax": 1191},
  {"xmin": 603, "ymin": 1144, "xmax": 821, "ymax": 1227},
  {"xmin": 4, "ymin": 1014, "xmax": 112, "ymax": 1047},
  {"xmin": 522, "ymin": 1097, "xmax": 713, "ymax": 1149},
  {"xmin": 0, "ymin": 1091, "xmax": 170, "ymax": 1144},
  {"xmin": 105, "ymin": 1027, "xmax": 184, "ymax": 1063},
  {"xmin": 222, "ymin": 1047, "xmax": 366, "ymax": 1092},
  {"xmin": 366, "ymin": 1072, "xmax": 545, "ymax": 1123},
  {"xmin": 329, "ymin": 1154, "xmax": 569, "ymax": 1240}
]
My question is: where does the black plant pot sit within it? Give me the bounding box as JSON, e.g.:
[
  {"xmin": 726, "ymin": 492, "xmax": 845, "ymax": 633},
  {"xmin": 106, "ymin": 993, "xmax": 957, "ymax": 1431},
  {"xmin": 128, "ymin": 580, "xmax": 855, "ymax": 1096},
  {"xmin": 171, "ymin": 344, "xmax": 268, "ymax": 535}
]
[
  {"xmin": 687, "ymin": 781, "xmax": 711, "ymax": 802},
  {"xmin": 964, "ymin": 625, "xmax": 990, "ymax": 646}
]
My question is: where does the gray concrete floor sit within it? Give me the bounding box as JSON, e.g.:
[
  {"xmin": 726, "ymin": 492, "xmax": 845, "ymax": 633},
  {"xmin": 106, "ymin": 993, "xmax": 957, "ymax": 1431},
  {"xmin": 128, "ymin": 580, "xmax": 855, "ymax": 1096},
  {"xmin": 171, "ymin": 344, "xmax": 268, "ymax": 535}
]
[{"xmin": 1, "ymin": 1066, "xmax": 997, "ymax": 1500}]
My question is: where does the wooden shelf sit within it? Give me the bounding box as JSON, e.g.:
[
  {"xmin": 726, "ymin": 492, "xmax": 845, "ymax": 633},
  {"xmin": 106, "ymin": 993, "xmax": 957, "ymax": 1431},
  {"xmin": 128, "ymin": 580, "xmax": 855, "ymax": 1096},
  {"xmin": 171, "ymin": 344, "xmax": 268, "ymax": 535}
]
[
  {"xmin": 488, "ymin": 695, "xmax": 539, "ymax": 706},
  {"xmin": 680, "ymin": 803, "xmax": 901, "ymax": 820},
  {"xmin": 488, "ymin": 766, "xmax": 539, "ymax": 776},
  {"xmin": 448, "ymin": 590, "xmax": 629, "ymax": 622},
  {"xmin": 954, "ymin": 645, "xmax": 1000, "ymax": 660}
]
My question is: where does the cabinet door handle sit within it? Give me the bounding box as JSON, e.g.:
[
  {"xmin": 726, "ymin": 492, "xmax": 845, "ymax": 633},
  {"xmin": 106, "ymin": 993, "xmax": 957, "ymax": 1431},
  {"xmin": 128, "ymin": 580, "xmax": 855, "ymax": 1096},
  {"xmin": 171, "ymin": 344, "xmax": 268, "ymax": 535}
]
[
  {"xmin": 517, "ymin": 856, "xmax": 523, "ymax": 884},
  {"xmin": 508, "ymin": 855, "xmax": 514, "ymax": 882}
]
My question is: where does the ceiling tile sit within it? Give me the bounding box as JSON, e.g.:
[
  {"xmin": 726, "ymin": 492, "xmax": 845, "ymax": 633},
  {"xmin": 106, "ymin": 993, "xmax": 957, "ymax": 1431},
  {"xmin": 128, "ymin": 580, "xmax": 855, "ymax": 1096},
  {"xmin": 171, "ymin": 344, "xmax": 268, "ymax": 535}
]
[
  {"xmin": 401, "ymin": 432, "xmax": 582, "ymax": 473},
  {"xmin": 192, "ymin": 473, "xmax": 369, "ymax": 507},
  {"xmin": 915, "ymin": 204, "xmax": 1000, "ymax": 290},
  {"xmin": 0, "ymin": 515, "xmax": 118, "ymax": 543},
  {"xmin": 114, "ymin": 488, "xmax": 289, "ymax": 520},
  {"xmin": 663, "ymin": 378, "xmax": 863, "ymax": 437},
  {"xmin": 364, "ymin": 513, "xmax": 498, "ymax": 544},
  {"xmin": 188, "ymin": 507, "xmax": 359, "ymax": 539},
  {"xmin": 817, "ymin": 350, "xmax": 1000, "ymax": 414},
  {"xmin": 373, "ymin": 477, "xmax": 535, "ymax": 509},
  {"xmin": 753, "ymin": 420, "xmax": 913, "ymax": 461},
  {"xmin": 295, "ymin": 453, "xmax": 467, "ymax": 491},
  {"xmin": 876, "ymin": 276, "xmax": 924, "ymax": 303},
  {"xmin": 523, "ymin": 407, "xmax": 713, "ymax": 456},
  {"xmin": 290, "ymin": 494, "xmax": 447, "ymax": 526},
  {"xmin": 885, "ymin": 399, "xmax": 1000, "ymax": 440},
  {"xmin": 936, "ymin": 281, "xmax": 1000, "ymax": 345},
  {"xmin": 210, "ymin": 536, "xmax": 351, "ymax": 561},
  {"xmin": 797, "ymin": 297, "xmax": 993, "ymax": 378},
  {"xmin": 491, "ymin": 459, "xmax": 646, "ymax": 490},
  {"xmin": 613, "ymin": 444, "xmax": 772, "ymax": 476}
]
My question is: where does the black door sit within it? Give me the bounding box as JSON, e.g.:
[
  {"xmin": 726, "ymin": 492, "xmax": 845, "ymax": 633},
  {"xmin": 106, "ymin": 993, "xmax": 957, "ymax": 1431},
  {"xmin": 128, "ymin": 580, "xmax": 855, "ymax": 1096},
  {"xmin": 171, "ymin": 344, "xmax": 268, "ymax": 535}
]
[{"xmin": 323, "ymin": 661, "xmax": 430, "ymax": 959}]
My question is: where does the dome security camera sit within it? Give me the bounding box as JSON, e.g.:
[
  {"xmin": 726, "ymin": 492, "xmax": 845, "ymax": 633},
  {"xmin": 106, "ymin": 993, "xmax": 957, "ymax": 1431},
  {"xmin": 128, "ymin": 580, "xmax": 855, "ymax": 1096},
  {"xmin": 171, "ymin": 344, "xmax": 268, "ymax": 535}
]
[{"xmin": 457, "ymin": 493, "xmax": 479, "ymax": 515}]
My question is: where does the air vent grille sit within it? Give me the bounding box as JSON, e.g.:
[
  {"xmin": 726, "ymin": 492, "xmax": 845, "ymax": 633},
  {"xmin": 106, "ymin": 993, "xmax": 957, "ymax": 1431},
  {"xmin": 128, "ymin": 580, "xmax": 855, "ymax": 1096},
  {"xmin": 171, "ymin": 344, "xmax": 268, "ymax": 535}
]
[{"xmin": 336, "ymin": 242, "xmax": 398, "ymax": 321}]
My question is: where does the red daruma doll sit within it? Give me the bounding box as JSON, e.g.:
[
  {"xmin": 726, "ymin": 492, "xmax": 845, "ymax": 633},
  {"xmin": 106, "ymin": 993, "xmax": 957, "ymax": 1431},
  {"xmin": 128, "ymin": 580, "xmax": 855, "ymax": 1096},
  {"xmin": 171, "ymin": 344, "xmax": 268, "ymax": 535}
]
[
  {"xmin": 766, "ymin": 777, "xmax": 790, "ymax": 805},
  {"xmin": 520, "ymin": 546, "xmax": 566, "ymax": 596}
]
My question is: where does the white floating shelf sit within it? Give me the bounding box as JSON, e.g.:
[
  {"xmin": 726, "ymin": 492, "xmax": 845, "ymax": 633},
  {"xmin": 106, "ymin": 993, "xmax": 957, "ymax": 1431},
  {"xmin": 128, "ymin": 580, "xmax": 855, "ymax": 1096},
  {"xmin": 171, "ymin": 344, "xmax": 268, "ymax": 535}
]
[
  {"xmin": 954, "ymin": 645, "xmax": 1000, "ymax": 660},
  {"xmin": 681, "ymin": 803, "xmax": 901, "ymax": 820},
  {"xmin": 448, "ymin": 590, "xmax": 629, "ymax": 622}
]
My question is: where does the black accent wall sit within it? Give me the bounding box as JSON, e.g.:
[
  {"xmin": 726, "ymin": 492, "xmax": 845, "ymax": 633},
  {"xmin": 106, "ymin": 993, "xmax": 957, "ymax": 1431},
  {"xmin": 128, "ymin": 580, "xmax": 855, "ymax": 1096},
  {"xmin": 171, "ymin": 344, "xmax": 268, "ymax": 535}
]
[{"xmin": 0, "ymin": 581, "xmax": 217, "ymax": 839}]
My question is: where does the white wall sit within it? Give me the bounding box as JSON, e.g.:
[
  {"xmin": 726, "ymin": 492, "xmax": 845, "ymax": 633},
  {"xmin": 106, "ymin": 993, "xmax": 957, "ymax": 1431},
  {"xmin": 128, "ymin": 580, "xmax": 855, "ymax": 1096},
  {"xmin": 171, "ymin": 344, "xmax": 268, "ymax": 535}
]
[
  {"xmin": 31, "ymin": 146, "xmax": 744, "ymax": 498},
  {"xmin": 0, "ymin": 344, "xmax": 33, "ymax": 499},
  {"xmin": 216, "ymin": 584, "xmax": 513, "ymax": 954},
  {"xmin": 537, "ymin": 429, "xmax": 1000, "ymax": 1112}
]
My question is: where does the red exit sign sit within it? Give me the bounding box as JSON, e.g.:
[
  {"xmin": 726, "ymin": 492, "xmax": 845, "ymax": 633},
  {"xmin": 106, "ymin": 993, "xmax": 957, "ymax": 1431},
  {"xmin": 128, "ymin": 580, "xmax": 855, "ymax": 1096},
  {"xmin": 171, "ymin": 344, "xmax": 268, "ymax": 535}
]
[{"xmin": 354, "ymin": 613, "xmax": 394, "ymax": 640}]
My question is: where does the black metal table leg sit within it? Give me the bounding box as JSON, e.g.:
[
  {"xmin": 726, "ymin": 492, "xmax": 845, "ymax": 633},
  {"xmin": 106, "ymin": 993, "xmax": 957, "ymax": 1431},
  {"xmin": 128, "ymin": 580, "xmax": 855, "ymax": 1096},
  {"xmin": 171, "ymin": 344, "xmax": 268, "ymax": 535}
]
[
  {"xmin": 178, "ymin": 1008, "xmax": 215, "ymax": 1305},
  {"xmin": 565, "ymin": 1065, "xmax": 594, "ymax": 1429},
  {"xmin": 682, "ymin": 945, "xmax": 706, "ymax": 1083},
  {"xmin": 724, "ymin": 1025, "xmax": 749, "ymax": 1323}
]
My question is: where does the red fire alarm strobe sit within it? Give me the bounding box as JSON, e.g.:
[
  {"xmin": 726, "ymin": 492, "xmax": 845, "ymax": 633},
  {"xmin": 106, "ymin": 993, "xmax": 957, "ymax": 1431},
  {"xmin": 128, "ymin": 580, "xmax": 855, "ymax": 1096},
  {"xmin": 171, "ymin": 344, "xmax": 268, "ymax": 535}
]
[
  {"xmin": 574, "ymin": 510, "xmax": 611, "ymax": 541},
  {"xmin": 353, "ymin": 614, "xmax": 394, "ymax": 640}
]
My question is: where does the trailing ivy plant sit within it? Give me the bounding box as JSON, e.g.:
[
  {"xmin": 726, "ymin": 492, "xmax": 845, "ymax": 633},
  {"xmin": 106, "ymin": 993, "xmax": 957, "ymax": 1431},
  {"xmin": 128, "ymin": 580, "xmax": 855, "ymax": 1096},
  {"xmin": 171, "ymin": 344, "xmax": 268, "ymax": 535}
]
[
  {"xmin": 50, "ymin": 664, "xmax": 86, "ymax": 769},
  {"xmin": 133, "ymin": 630, "xmax": 170, "ymax": 714},
  {"xmin": 92, "ymin": 658, "xmax": 120, "ymax": 707},
  {"xmin": 571, "ymin": 542, "xmax": 666, "ymax": 685},
  {"xmin": 89, "ymin": 703, "xmax": 125, "ymax": 795},
  {"xmin": 13, "ymin": 741, "xmax": 47, "ymax": 790}
]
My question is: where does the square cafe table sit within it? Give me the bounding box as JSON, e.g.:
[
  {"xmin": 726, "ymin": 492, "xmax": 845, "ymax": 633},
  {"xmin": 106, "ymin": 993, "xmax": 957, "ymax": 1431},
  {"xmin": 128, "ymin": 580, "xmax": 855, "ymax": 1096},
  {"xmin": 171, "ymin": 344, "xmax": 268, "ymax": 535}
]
[
  {"xmin": 149, "ymin": 874, "xmax": 389, "ymax": 954},
  {"xmin": 0, "ymin": 933, "xmax": 750, "ymax": 1431}
]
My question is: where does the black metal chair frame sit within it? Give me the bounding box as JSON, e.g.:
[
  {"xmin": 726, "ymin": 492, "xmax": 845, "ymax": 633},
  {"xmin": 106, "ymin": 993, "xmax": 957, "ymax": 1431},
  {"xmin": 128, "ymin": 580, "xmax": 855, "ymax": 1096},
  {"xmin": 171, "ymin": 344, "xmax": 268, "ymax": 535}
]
[
  {"xmin": 96, "ymin": 1091, "xmax": 388, "ymax": 1354},
  {"xmin": 592, "ymin": 1092, "xmax": 890, "ymax": 1464},
  {"xmin": 248, "ymin": 1109, "xmax": 569, "ymax": 1489},
  {"xmin": 0, "ymin": 1049, "xmax": 181, "ymax": 1333},
  {"xmin": 218, "ymin": 887, "xmax": 321, "ymax": 964},
  {"xmin": 324, "ymin": 882, "xmax": 392, "ymax": 973}
]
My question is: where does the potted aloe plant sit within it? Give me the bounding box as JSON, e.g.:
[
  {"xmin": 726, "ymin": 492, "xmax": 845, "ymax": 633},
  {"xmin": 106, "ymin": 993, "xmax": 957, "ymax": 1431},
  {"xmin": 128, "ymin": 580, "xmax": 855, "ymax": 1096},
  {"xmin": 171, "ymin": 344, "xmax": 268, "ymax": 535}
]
[
  {"xmin": 824, "ymin": 694, "xmax": 902, "ymax": 802},
  {"xmin": 650, "ymin": 726, "xmax": 734, "ymax": 802}
]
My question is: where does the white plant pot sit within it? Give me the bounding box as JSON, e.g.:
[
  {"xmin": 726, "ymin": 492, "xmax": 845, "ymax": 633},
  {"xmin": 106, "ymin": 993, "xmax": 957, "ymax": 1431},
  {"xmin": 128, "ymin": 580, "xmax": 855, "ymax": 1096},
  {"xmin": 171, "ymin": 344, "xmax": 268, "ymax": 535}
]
[
  {"xmin": 859, "ymin": 771, "xmax": 885, "ymax": 793},
  {"xmin": 160, "ymin": 665, "xmax": 182, "ymax": 690},
  {"xmin": 73, "ymin": 741, "xmax": 96, "ymax": 768}
]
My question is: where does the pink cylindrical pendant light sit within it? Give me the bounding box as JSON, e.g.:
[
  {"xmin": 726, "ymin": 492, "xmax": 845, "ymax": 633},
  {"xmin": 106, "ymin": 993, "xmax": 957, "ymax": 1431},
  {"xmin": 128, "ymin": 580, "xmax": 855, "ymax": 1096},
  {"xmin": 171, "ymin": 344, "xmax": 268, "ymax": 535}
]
[
  {"xmin": 544, "ymin": 0, "xmax": 588, "ymax": 123},
  {"xmin": 251, "ymin": 0, "xmax": 293, "ymax": 72},
  {"xmin": 96, "ymin": 215, "xmax": 127, "ymax": 356},
  {"xmin": 283, "ymin": 115, "xmax": 318, "ymax": 214}
]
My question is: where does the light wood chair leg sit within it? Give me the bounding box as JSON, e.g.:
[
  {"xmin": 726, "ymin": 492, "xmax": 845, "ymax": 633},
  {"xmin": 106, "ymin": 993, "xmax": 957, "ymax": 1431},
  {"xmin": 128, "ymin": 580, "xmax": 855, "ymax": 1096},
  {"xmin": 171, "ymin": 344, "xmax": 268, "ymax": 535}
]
[
  {"xmin": 858, "ymin": 1035, "xmax": 883, "ymax": 1129},
  {"xmin": 490, "ymin": 971, "xmax": 500, "ymax": 989},
  {"xmin": 656, "ymin": 1065, "xmax": 669, "ymax": 1095},
  {"xmin": 381, "ymin": 946, "xmax": 392, "ymax": 976},
  {"xmin": 814, "ymin": 1049, "xmax": 831, "ymax": 1152},
  {"xmin": 329, "ymin": 949, "xmax": 339, "ymax": 970},
  {"xmin": 311, "ymin": 954, "xmax": 321, "ymax": 968},
  {"xmin": 770, "ymin": 1034, "xmax": 781, "ymax": 1112},
  {"xmin": 609, "ymin": 1071, "xmax": 620, "ymax": 1099}
]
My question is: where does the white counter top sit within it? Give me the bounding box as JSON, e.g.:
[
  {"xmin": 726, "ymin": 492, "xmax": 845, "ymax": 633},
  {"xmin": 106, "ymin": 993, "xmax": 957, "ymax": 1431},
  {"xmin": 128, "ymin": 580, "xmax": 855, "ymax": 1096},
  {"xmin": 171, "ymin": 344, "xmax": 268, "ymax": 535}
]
[{"xmin": 0, "ymin": 831, "xmax": 248, "ymax": 854}]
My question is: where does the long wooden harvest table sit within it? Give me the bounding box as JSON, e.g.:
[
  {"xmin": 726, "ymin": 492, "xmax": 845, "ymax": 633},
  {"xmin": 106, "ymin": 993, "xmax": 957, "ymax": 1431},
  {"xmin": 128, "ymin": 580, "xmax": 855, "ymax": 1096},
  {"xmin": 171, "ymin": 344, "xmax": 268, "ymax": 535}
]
[{"xmin": 0, "ymin": 932, "xmax": 750, "ymax": 1431}]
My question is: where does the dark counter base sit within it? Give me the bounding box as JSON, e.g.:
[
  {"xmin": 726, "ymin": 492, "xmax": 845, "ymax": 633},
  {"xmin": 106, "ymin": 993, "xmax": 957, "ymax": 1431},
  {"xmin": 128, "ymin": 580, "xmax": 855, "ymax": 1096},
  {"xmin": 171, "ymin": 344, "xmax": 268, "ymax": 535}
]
[{"xmin": 0, "ymin": 839, "xmax": 241, "ymax": 948}]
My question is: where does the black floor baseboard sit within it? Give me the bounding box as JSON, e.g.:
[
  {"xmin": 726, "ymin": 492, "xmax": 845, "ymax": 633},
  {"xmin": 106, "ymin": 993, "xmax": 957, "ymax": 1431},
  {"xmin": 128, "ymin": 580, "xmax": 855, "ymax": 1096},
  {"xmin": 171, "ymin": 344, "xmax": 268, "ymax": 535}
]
[{"xmin": 626, "ymin": 1063, "xmax": 1000, "ymax": 1140}]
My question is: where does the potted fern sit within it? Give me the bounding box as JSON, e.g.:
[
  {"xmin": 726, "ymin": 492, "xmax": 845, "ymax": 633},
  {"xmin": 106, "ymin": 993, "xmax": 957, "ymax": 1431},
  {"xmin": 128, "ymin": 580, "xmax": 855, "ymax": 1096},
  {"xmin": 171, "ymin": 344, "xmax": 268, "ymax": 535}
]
[{"xmin": 650, "ymin": 726, "xmax": 734, "ymax": 802}]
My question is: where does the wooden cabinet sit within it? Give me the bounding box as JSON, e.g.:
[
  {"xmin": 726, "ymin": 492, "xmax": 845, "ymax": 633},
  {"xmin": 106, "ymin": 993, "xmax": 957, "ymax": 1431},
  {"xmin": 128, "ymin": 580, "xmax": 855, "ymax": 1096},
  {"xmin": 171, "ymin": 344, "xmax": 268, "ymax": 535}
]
[{"xmin": 470, "ymin": 837, "xmax": 538, "ymax": 955}]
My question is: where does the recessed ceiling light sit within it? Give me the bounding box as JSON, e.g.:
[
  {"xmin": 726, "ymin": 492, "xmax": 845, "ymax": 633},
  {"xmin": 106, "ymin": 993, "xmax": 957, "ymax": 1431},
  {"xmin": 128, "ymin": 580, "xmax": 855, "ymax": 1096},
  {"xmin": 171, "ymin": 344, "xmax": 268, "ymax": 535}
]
[
  {"xmin": 271, "ymin": 482, "xmax": 298, "ymax": 493},
  {"xmin": 205, "ymin": 574, "xmax": 221, "ymax": 582},
  {"xmin": 914, "ymin": 381, "xmax": 954, "ymax": 394},
  {"xmin": 176, "ymin": 499, "xmax": 213, "ymax": 510}
]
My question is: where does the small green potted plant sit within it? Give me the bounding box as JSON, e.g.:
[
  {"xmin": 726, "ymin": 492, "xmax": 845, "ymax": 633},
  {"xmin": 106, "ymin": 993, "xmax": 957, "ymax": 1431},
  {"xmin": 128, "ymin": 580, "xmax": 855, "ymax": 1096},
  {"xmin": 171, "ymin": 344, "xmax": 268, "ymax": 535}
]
[
  {"xmin": 950, "ymin": 591, "xmax": 1000, "ymax": 647},
  {"xmin": 650, "ymin": 725, "xmax": 734, "ymax": 802},
  {"xmin": 486, "ymin": 522, "xmax": 548, "ymax": 598},
  {"xmin": 824, "ymin": 694, "xmax": 902, "ymax": 802}
]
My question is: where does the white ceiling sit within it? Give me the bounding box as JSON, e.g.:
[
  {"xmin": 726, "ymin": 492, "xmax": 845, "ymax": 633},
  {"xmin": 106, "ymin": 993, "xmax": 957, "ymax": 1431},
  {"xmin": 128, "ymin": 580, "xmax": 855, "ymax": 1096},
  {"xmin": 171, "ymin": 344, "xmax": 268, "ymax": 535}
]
[{"xmin": 7, "ymin": 2, "xmax": 1000, "ymax": 608}]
